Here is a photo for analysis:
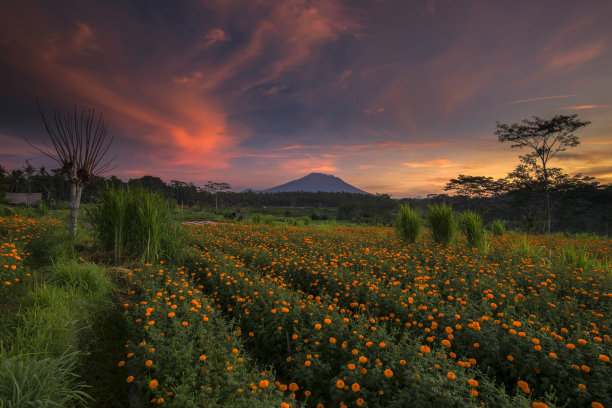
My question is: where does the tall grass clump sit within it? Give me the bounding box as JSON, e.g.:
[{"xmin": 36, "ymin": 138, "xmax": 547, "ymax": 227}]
[
  {"xmin": 251, "ymin": 214, "xmax": 262, "ymax": 224},
  {"xmin": 490, "ymin": 219, "xmax": 506, "ymax": 236},
  {"xmin": 510, "ymin": 236, "xmax": 547, "ymax": 260},
  {"xmin": 0, "ymin": 351, "xmax": 91, "ymax": 407},
  {"xmin": 395, "ymin": 205, "xmax": 421, "ymax": 243},
  {"xmin": 460, "ymin": 211, "xmax": 488, "ymax": 251},
  {"xmin": 426, "ymin": 203, "xmax": 457, "ymax": 246},
  {"xmin": 263, "ymin": 215, "xmax": 276, "ymax": 225},
  {"xmin": 87, "ymin": 187, "xmax": 186, "ymax": 263},
  {"xmin": 560, "ymin": 245, "xmax": 605, "ymax": 271}
]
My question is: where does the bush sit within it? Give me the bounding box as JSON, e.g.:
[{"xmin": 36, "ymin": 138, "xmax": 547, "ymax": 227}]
[
  {"xmin": 460, "ymin": 211, "xmax": 488, "ymax": 251},
  {"xmin": 427, "ymin": 203, "xmax": 457, "ymax": 246},
  {"xmin": 251, "ymin": 214, "xmax": 262, "ymax": 224},
  {"xmin": 300, "ymin": 216, "xmax": 311, "ymax": 226},
  {"xmin": 87, "ymin": 187, "xmax": 187, "ymax": 263},
  {"xmin": 263, "ymin": 215, "xmax": 275, "ymax": 225},
  {"xmin": 0, "ymin": 352, "xmax": 91, "ymax": 407},
  {"xmin": 395, "ymin": 205, "xmax": 421, "ymax": 243},
  {"xmin": 490, "ymin": 219, "xmax": 506, "ymax": 236}
]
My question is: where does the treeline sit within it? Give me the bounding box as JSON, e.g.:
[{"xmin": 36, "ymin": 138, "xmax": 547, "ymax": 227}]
[{"xmin": 1, "ymin": 163, "xmax": 610, "ymax": 235}]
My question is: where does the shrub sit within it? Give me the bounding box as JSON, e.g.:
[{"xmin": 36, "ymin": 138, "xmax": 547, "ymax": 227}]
[
  {"xmin": 395, "ymin": 205, "xmax": 421, "ymax": 243},
  {"xmin": 0, "ymin": 352, "xmax": 91, "ymax": 407},
  {"xmin": 460, "ymin": 211, "xmax": 488, "ymax": 251},
  {"xmin": 263, "ymin": 215, "xmax": 275, "ymax": 225},
  {"xmin": 490, "ymin": 219, "xmax": 506, "ymax": 236},
  {"xmin": 300, "ymin": 216, "xmax": 311, "ymax": 226},
  {"xmin": 251, "ymin": 214, "xmax": 262, "ymax": 224},
  {"xmin": 427, "ymin": 203, "xmax": 457, "ymax": 246},
  {"xmin": 87, "ymin": 187, "xmax": 186, "ymax": 263}
]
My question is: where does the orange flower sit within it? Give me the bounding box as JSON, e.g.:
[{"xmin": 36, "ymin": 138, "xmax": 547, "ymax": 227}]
[
  {"xmin": 591, "ymin": 402, "xmax": 604, "ymax": 408},
  {"xmin": 149, "ymin": 379, "xmax": 158, "ymax": 389},
  {"xmin": 531, "ymin": 403, "xmax": 548, "ymax": 408},
  {"xmin": 442, "ymin": 339, "xmax": 451, "ymax": 347},
  {"xmin": 507, "ymin": 355, "xmax": 514, "ymax": 362},
  {"xmin": 127, "ymin": 376, "xmax": 134, "ymax": 383},
  {"xmin": 356, "ymin": 398, "xmax": 365, "ymax": 406},
  {"xmin": 199, "ymin": 355, "xmax": 206, "ymax": 361},
  {"xmin": 145, "ymin": 360, "xmax": 153, "ymax": 367},
  {"xmin": 446, "ymin": 372, "xmax": 455, "ymax": 380},
  {"xmin": 181, "ymin": 321, "xmax": 189, "ymax": 327},
  {"xmin": 118, "ymin": 360, "xmax": 126, "ymax": 367},
  {"xmin": 420, "ymin": 345, "xmax": 431, "ymax": 354},
  {"xmin": 351, "ymin": 383, "xmax": 360, "ymax": 392},
  {"xmin": 599, "ymin": 355, "xmax": 610, "ymax": 362},
  {"xmin": 329, "ymin": 337, "xmax": 336, "ymax": 344},
  {"xmin": 314, "ymin": 324, "xmax": 322, "ymax": 330},
  {"xmin": 384, "ymin": 369, "xmax": 394, "ymax": 378},
  {"xmin": 468, "ymin": 379, "xmax": 478, "ymax": 387},
  {"xmin": 324, "ymin": 318, "xmax": 331, "ymax": 324},
  {"xmin": 259, "ymin": 380, "xmax": 269, "ymax": 388},
  {"xmin": 566, "ymin": 343, "xmax": 575, "ymax": 350},
  {"xmin": 336, "ymin": 379, "xmax": 345, "ymax": 389},
  {"xmin": 289, "ymin": 383, "xmax": 299, "ymax": 391},
  {"xmin": 359, "ymin": 356, "xmax": 367, "ymax": 364}
]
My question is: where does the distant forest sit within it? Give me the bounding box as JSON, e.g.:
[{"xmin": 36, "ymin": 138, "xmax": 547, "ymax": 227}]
[{"xmin": 1, "ymin": 163, "xmax": 610, "ymax": 236}]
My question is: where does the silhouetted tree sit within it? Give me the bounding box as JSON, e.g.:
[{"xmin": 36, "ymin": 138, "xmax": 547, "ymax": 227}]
[
  {"xmin": 33, "ymin": 103, "xmax": 115, "ymax": 239},
  {"xmin": 496, "ymin": 114, "xmax": 590, "ymax": 233},
  {"xmin": 203, "ymin": 181, "xmax": 231, "ymax": 211}
]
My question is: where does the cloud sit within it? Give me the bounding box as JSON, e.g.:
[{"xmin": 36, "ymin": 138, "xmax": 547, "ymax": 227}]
[
  {"xmin": 204, "ymin": 28, "xmax": 229, "ymax": 46},
  {"xmin": 401, "ymin": 159, "xmax": 455, "ymax": 168},
  {"xmin": 363, "ymin": 107, "xmax": 385, "ymax": 115},
  {"xmin": 562, "ymin": 105, "xmax": 612, "ymax": 110},
  {"xmin": 72, "ymin": 21, "xmax": 102, "ymax": 53},
  {"xmin": 546, "ymin": 41, "xmax": 605, "ymax": 71},
  {"xmin": 509, "ymin": 94, "xmax": 577, "ymax": 104}
]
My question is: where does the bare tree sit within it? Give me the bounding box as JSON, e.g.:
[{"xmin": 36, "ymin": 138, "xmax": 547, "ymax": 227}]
[
  {"xmin": 496, "ymin": 114, "xmax": 590, "ymax": 234},
  {"xmin": 33, "ymin": 102, "xmax": 115, "ymax": 238}
]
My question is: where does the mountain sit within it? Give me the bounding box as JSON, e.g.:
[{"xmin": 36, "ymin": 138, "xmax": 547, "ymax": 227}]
[{"xmin": 260, "ymin": 173, "xmax": 369, "ymax": 194}]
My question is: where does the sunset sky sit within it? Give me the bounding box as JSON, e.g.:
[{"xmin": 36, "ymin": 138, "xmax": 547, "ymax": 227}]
[{"xmin": 1, "ymin": 0, "xmax": 611, "ymax": 197}]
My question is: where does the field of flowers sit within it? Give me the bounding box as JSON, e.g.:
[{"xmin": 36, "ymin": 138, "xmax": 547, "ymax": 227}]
[
  {"xmin": 0, "ymin": 215, "xmax": 59, "ymax": 289},
  {"xmin": 179, "ymin": 223, "xmax": 611, "ymax": 408}
]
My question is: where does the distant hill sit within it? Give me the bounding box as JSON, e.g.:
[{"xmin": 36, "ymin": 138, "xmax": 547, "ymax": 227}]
[{"xmin": 260, "ymin": 173, "xmax": 369, "ymax": 194}]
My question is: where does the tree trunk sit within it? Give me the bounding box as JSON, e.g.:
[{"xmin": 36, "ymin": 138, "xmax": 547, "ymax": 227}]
[
  {"xmin": 215, "ymin": 195, "xmax": 218, "ymax": 212},
  {"xmin": 69, "ymin": 182, "xmax": 83, "ymax": 239},
  {"xmin": 543, "ymin": 168, "xmax": 551, "ymax": 234}
]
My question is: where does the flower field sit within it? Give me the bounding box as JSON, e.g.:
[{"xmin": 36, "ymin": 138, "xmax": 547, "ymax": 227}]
[
  {"xmin": 175, "ymin": 224, "xmax": 610, "ymax": 408},
  {"xmin": 1, "ymin": 215, "xmax": 58, "ymax": 288}
]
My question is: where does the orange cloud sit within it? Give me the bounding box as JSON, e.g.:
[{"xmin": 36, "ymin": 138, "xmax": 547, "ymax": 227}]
[
  {"xmin": 72, "ymin": 21, "xmax": 102, "ymax": 53},
  {"xmin": 562, "ymin": 105, "xmax": 612, "ymax": 110},
  {"xmin": 204, "ymin": 28, "xmax": 229, "ymax": 46},
  {"xmin": 401, "ymin": 159, "xmax": 455, "ymax": 168}
]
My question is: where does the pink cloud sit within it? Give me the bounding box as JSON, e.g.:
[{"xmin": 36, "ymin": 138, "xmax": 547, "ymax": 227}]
[
  {"xmin": 510, "ymin": 94, "xmax": 576, "ymax": 104},
  {"xmin": 546, "ymin": 42, "xmax": 605, "ymax": 70},
  {"xmin": 562, "ymin": 105, "xmax": 612, "ymax": 110},
  {"xmin": 72, "ymin": 21, "xmax": 102, "ymax": 53},
  {"xmin": 204, "ymin": 28, "xmax": 230, "ymax": 46}
]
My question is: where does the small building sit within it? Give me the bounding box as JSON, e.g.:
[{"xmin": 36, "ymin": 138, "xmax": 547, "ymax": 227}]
[{"xmin": 6, "ymin": 192, "xmax": 42, "ymax": 206}]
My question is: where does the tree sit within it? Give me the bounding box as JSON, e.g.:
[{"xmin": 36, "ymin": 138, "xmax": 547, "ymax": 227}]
[
  {"xmin": 33, "ymin": 103, "xmax": 114, "ymax": 239},
  {"xmin": 202, "ymin": 181, "xmax": 231, "ymax": 211},
  {"xmin": 444, "ymin": 175, "xmax": 507, "ymax": 198},
  {"xmin": 496, "ymin": 114, "xmax": 590, "ymax": 233}
]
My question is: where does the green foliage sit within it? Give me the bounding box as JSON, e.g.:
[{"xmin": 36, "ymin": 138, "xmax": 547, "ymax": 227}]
[
  {"xmin": 510, "ymin": 236, "xmax": 547, "ymax": 260},
  {"xmin": 559, "ymin": 245, "xmax": 606, "ymax": 271},
  {"xmin": 427, "ymin": 203, "xmax": 457, "ymax": 246},
  {"xmin": 490, "ymin": 219, "xmax": 506, "ymax": 236},
  {"xmin": 87, "ymin": 187, "xmax": 187, "ymax": 263},
  {"xmin": 300, "ymin": 216, "xmax": 311, "ymax": 226},
  {"xmin": 251, "ymin": 214, "xmax": 262, "ymax": 224},
  {"xmin": 459, "ymin": 211, "xmax": 488, "ymax": 251},
  {"xmin": 0, "ymin": 352, "xmax": 91, "ymax": 408},
  {"xmin": 263, "ymin": 215, "xmax": 275, "ymax": 225},
  {"xmin": 395, "ymin": 205, "xmax": 421, "ymax": 243}
]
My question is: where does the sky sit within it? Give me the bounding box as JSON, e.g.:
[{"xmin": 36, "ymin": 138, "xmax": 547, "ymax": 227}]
[{"xmin": 1, "ymin": 0, "xmax": 611, "ymax": 197}]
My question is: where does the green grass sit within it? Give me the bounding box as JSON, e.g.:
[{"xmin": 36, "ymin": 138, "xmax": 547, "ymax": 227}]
[
  {"xmin": 460, "ymin": 211, "xmax": 488, "ymax": 251},
  {"xmin": 490, "ymin": 219, "xmax": 506, "ymax": 236},
  {"xmin": 0, "ymin": 351, "xmax": 91, "ymax": 408},
  {"xmin": 426, "ymin": 203, "xmax": 458, "ymax": 246},
  {"xmin": 395, "ymin": 205, "xmax": 421, "ymax": 243}
]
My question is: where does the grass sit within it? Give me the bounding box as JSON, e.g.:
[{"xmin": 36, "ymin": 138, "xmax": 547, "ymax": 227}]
[
  {"xmin": 426, "ymin": 203, "xmax": 457, "ymax": 246},
  {"xmin": 395, "ymin": 205, "xmax": 421, "ymax": 243},
  {"xmin": 459, "ymin": 211, "xmax": 488, "ymax": 251},
  {"xmin": 490, "ymin": 219, "xmax": 506, "ymax": 236},
  {"xmin": 0, "ymin": 351, "xmax": 91, "ymax": 408},
  {"xmin": 87, "ymin": 187, "xmax": 187, "ymax": 263}
]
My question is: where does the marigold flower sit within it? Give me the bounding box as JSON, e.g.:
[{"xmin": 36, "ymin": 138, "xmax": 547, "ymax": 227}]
[
  {"xmin": 118, "ymin": 360, "xmax": 126, "ymax": 367},
  {"xmin": 531, "ymin": 403, "xmax": 548, "ymax": 408},
  {"xmin": 149, "ymin": 379, "xmax": 158, "ymax": 389},
  {"xmin": 259, "ymin": 380, "xmax": 269, "ymax": 388},
  {"xmin": 127, "ymin": 376, "xmax": 134, "ymax": 383},
  {"xmin": 599, "ymin": 355, "xmax": 610, "ymax": 362},
  {"xmin": 336, "ymin": 379, "xmax": 345, "ymax": 389},
  {"xmin": 359, "ymin": 356, "xmax": 367, "ymax": 364},
  {"xmin": 145, "ymin": 360, "xmax": 153, "ymax": 367},
  {"xmin": 314, "ymin": 324, "xmax": 321, "ymax": 330},
  {"xmin": 384, "ymin": 369, "xmax": 393, "ymax": 378},
  {"xmin": 468, "ymin": 379, "xmax": 478, "ymax": 387},
  {"xmin": 442, "ymin": 339, "xmax": 451, "ymax": 347},
  {"xmin": 566, "ymin": 343, "xmax": 575, "ymax": 350},
  {"xmin": 289, "ymin": 383, "xmax": 299, "ymax": 391},
  {"xmin": 420, "ymin": 345, "xmax": 431, "ymax": 354},
  {"xmin": 591, "ymin": 402, "xmax": 604, "ymax": 408},
  {"xmin": 351, "ymin": 383, "xmax": 360, "ymax": 392}
]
